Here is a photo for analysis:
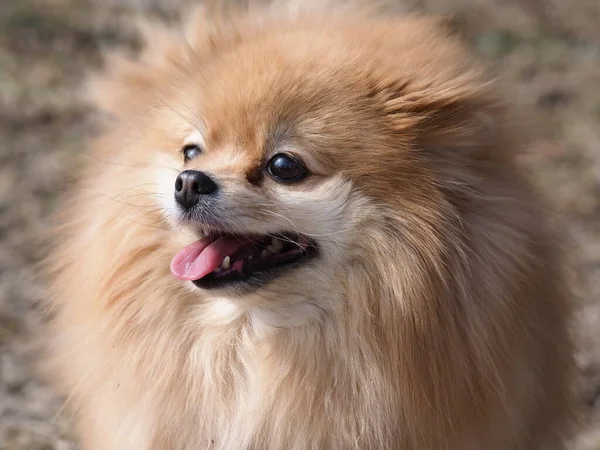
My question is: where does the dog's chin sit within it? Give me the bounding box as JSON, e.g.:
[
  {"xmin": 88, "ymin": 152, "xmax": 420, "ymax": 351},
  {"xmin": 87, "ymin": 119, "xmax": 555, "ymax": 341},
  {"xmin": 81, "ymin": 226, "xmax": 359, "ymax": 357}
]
[{"xmin": 171, "ymin": 221, "xmax": 320, "ymax": 293}]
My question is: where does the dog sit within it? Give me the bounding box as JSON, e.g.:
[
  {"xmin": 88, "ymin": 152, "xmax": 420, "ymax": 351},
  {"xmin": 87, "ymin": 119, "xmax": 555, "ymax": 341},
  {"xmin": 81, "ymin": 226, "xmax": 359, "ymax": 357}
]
[{"xmin": 44, "ymin": 3, "xmax": 574, "ymax": 449}]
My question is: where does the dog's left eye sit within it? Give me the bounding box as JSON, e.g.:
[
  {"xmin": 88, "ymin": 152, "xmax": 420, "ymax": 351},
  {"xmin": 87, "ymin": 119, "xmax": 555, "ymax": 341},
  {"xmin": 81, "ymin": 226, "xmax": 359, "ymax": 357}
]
[
  {"xmin": 267, "ymin": 153, "xmax": 308, "ymax": 182},
  {"xmin": 182, "ymin": 144, "xmax": 202, "ymax": 163}
]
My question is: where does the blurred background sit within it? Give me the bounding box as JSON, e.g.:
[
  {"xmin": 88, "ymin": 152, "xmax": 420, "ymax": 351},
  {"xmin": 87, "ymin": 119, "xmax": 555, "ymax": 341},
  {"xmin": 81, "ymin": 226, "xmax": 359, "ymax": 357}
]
[{"xmin": 0, "ymin": 0, "xmax": 599, "ymax": 448}]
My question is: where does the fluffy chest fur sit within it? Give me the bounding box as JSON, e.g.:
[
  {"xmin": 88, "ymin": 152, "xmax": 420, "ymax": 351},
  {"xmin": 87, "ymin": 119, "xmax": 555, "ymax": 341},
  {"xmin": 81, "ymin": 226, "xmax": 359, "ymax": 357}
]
[{"xmin": 63, "ymin": 291, "xmax": 400, "ymax": 450}]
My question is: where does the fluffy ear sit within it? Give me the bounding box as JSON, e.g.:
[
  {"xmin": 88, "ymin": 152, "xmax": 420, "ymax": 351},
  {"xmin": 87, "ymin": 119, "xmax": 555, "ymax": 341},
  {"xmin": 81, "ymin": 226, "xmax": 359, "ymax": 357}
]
[
  {"xmin": 83, "ymin": 18, "xmax": 190, "ymax": 120},
  {"xmin": 376, "ymin": 72, "xmax": 514, "ymax": 174},
  {"xmin": 182, "ymin": 4, "xmax": 246, "ymax": 56},
  {"xmin": 362, "ymin": 13, "xmax": 496, "ymax": 137},
  {"xmin": 84, "ymin": 4, "xmax": 253, "ymax": 120},
  {"xmin": 384, "ymin": 78, "xmax": 494, "ymax": 129},
  {"xmin": 370, "ymin": 60, "xmax": 499, "ymax": 152}
]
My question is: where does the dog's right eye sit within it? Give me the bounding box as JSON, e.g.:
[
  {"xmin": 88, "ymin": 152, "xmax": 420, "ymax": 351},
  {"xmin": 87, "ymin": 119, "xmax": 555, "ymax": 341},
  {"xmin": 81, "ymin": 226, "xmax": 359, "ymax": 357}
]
[
  {"xmin": 182, "ymin": 144, "xmax": 202, "ymax": 163},
  {"xmin": 267, "ymin": 153, "xmax": 308, "ymax": 182}
]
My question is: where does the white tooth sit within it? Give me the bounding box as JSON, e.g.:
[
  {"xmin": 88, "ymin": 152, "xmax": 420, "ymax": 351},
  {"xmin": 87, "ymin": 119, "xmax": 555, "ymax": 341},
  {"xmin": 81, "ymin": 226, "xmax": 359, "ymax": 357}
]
[
  {"xmin": 248, "ymin": 255, "xmax": 253, "ymax": 260},
  {"xmin": 222, "ymin": 256, "xmax": 231, "ymax": 270},
  {"xmin": 214, "ymin": 267, "xmax": 222, "ymax": 274},
  {"xmin": 271, "ymin": 238, "xmax": 283, "ymax": 253},
  {"xmin": 261, "ymin": 249, "xmax": 268, "ymax": 257},
  {"xmin": 266, "ymin": 245, "xmax": 276, "ymax": 253}
]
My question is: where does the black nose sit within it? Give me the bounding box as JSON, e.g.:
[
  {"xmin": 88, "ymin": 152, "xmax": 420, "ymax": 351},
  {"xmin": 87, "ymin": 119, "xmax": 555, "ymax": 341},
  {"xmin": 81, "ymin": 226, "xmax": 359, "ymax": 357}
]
[{"xmin": 174, "ymin": 170, "xmax": 218, "ymax": 209}]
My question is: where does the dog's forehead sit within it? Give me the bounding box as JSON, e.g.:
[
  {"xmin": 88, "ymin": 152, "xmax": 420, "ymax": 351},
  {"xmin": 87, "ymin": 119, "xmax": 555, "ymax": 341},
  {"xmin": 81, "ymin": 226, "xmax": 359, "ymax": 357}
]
[
  {"xmin": 199, "ymin": 110, "xmax": 281, "ymax": 163},
  {"xmin": 201, "ymin": 82, "xmax": 365, "ymax": 170},
  {"xmin": 198, "ymin": 88, "xmax": 301, "ymax": 160},
  {"xmin": 198, "ymin": 40, "xmax": 353, "ymax": 126}
]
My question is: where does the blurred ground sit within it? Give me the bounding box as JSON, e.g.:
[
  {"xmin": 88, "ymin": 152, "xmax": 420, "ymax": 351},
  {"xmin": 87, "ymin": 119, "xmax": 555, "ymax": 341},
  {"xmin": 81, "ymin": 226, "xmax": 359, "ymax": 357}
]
[{"xmin": 0, "ymin": 0, "xmax": 599, "ymax": 448}]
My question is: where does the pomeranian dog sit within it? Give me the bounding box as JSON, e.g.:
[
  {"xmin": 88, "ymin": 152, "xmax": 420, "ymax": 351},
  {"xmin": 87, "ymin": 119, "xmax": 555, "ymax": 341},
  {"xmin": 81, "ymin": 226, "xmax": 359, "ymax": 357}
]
[{"xmin": 44, "ymin": 2, "xmax": 574, "ymax": 449}]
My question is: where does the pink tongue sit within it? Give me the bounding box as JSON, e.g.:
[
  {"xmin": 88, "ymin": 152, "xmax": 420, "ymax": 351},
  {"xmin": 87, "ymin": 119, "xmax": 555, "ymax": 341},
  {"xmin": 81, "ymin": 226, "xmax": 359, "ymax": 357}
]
[{"xmin": 170, "ymin": 236, "xmax": 246, "ymax": 281}]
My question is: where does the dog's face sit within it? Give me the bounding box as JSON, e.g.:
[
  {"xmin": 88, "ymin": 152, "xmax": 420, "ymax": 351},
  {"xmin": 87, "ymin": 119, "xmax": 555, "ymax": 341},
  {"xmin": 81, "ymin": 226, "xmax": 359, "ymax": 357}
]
[
  {"xmin": 154, "ymin": 48, "xmax": 382, "ymax": 298},
  {"xmin": 112, "ymin": 17, "xmax": 480, "ymax": 300}
]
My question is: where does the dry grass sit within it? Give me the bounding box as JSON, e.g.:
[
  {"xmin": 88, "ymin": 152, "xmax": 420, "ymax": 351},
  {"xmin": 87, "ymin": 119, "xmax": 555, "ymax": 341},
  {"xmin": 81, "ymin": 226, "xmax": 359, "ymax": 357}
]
[{"xmin": 0, "ymin": 0, "xmax": 598, "ymax": 448}]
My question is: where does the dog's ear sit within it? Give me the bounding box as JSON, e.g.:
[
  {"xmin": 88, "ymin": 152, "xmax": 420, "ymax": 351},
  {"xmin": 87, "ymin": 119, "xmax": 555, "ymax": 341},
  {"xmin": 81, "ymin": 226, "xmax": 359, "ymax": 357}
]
[
  {"xmin": 383, "ymin": 80, "xmax": 497, "ymax": 143},
  {"xmin": 83, "ymin": 19, "xmax": 190, "ymax": 120},
  {"xmin": 362, "ymin": 14, "xmax": 497, "ymax": 142},
  {"xmin": 368, "ymin": 55, "xmax": 501, "ymax": 156},
  {"xmin": 183, "ymin": 4, "xmax": 247, "ymax": 58},
  {"xmin": 84, "ymin": 5, "xmax": 246, "ymax": 121}
]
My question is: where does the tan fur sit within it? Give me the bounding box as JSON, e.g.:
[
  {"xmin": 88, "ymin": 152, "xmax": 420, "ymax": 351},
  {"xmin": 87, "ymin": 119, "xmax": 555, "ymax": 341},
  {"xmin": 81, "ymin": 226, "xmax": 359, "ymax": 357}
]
[{"xmin": 44, "ymin": 4, "xmax": 574, "ymax": 450}]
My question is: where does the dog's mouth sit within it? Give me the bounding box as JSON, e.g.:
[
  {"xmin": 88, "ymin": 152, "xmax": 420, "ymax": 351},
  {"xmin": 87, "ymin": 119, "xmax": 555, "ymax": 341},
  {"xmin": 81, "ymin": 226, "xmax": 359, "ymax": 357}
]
[{"xmin": 170, "ymin": 231, "xmax": 318, "ymax": 289}]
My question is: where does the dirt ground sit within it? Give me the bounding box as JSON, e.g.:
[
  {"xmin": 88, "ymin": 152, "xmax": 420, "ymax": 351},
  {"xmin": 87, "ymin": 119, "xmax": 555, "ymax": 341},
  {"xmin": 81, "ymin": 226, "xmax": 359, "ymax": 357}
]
[{"xmin": 0, "ymin": 0, "xmax": 599, "ymax": 448}]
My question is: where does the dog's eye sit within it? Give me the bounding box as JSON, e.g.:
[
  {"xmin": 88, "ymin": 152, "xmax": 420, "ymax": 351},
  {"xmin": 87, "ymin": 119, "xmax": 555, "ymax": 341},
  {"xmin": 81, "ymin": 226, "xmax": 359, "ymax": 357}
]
[
  {"xmin": 182, "ymin": 144, "xmax": 202, "ymax": 163},
  {"xmin": 267, "ymin": 153, "xmax": 308, "ymax": 182}
]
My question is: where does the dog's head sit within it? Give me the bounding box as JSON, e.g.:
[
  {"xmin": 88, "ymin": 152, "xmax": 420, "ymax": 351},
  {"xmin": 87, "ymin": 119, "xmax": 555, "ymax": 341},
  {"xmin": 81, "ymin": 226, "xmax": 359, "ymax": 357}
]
[{"xmin": 92, "ymin": 10, "xmax": 498, "ymax": 307}]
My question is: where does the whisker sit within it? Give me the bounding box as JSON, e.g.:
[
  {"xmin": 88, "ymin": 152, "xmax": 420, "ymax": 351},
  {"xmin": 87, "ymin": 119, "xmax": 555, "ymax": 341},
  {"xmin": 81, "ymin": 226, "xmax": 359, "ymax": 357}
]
[
  {"xmin": 82, "ymin": 154, "xmax": 180, "ymax": 172},
  {"xmin": 264, "ymin": 232, "xmax": 307, "ymax": 253},
  {"xmin": 260, "ymin": 209, "xmax": 353, "ymax": 238},
  {"xmin": 118, "ymin": 192, "xmax": 165, "ymax": 202},
  {"xmin": 146, "ymin": 102, "xmax": 201, "ymax": 132},
  {"xmin": 260, "ymin": 209, "xmax": 300, "ymax": 232}
]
